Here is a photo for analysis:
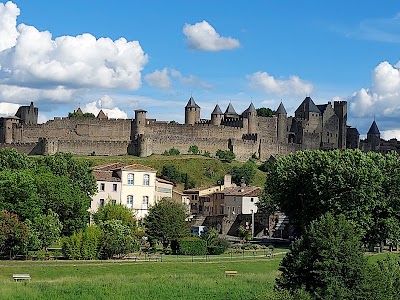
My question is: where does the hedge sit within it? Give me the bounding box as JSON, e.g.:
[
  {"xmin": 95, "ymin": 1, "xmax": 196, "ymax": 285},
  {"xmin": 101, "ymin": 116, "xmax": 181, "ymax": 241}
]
[{"xmin": 178, "ymin": 237, "xmax": 207, "ymax": 256}]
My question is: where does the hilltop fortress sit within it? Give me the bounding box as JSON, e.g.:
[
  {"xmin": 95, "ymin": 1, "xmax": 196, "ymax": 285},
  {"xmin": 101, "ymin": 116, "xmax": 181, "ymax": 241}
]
[{"xmin": 0, "ymin": 96, "xmax": 359, "ymax": 160}]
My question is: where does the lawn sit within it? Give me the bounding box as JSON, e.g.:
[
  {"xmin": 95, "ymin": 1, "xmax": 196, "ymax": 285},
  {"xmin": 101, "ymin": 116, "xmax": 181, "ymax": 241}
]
[{"xmin": 0, "ymin": 258, "xmax": 280, "ymax": 300}]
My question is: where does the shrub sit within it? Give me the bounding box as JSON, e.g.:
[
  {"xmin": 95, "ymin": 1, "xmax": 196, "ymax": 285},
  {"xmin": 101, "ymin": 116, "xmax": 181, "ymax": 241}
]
[
  {"xmin": 207, "ymin": 238, "xmax": 230, "ymax": 255},
  {"xmin": 162, "ymin": 148, "xmax": 180, "ymax": 156},
  {"xmin": 178, "ymin": 237, "xmax": 207, "ymax": 256},
  {"xmin": 188, "ymin": 145, "xmax": 200, "ymax": 155}
]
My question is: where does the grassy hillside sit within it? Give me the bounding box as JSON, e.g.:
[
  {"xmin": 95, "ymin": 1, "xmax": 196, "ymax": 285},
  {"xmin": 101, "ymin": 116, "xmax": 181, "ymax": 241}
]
[{"xmin": 76, "ymin": 154, "xmax": 266, "ymax": 189}]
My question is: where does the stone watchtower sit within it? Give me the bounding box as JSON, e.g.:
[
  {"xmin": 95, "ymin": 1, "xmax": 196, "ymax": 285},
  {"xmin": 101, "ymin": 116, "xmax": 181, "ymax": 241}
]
[
  {"xmin": 185, "ymin": 96, "xmax": 201, "ymax": 125},
  {"xmin": 134, "ymin": 109, "xmax": 147, "ymax": 135},
  {"xmin": 211, "ymin": 104, "xmax": 223, "ymax": 126},
  {"xmin": 15, "ymin": 102, "xmax": 38, "ymax": 125},
  {"xmin": 243, "ymin": 103, "xmax": 257, "ymax": 134},
  {"xmin": 276, "ymin": 102, "xmax": 288, "ymax": 143},
  {"xmin": 367, "ymin": 120, "xmax": 380, "ymax": 151},
  {"xmin": 333, "ymin": 101, "xmax": 348, "ymax": 150}
]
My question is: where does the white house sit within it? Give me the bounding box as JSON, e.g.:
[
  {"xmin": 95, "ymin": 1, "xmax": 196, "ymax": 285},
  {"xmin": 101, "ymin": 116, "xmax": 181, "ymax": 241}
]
[
  {"xmin": 222, "ymin": 186, "xmax": 260, "ymax": 219},
  {"xmin": 91, "ymin": 163, "xmax": 172, "ymax": 219}
]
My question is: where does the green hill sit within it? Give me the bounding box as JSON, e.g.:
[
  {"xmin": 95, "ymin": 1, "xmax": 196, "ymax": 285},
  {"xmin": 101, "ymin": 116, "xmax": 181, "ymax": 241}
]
[{"xmin": 76, "ymin": 154, "xmax": 266, "ymax": 189}]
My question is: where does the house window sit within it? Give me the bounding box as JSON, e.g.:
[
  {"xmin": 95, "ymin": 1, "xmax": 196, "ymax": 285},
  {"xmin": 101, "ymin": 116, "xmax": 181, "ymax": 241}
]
[
  {"xmin": 238, "ymin": 206, "xmax": 241, "ymax": 214},
  {"xmin": 112, "ymin": 184, "xmax": 117, "ymax": 192},
  {"xmin": 127, "ymin": 195, "xmax": 133, "ymax": 206},
  {"xmin": 99, "ymin": 183, "xmax": 105, "ymax": 191},
  {"xmin": 127, "ymin": 173, "xmax": 134, "ymax": 185},
  {"xmin": 99, "ymin": 199, "xmax": 105, "ymax": 207},
  {"xmin": 251, "ymin": 198, "xmax": 254, "ymax": 202},
  {"xmin": 232, "ymin": 206, "xmax": 235, "ymax": 214},
  {"xmin": 227, "ymin": 206, "xmax": 230, "ymax": 215},
  {"xmin": 143, "ymin": 174, "xmax": 150, "ymax": 186},
  {"xmin": 143, "ymin": 196, "xmax": 149, "ymax": 205}
]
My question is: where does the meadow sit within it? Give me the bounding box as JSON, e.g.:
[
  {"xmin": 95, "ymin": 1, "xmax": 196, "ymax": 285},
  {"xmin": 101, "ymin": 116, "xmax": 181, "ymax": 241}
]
[{"xmin": 0, "ymin": 258, "xmax": 281, "ymax": 300}]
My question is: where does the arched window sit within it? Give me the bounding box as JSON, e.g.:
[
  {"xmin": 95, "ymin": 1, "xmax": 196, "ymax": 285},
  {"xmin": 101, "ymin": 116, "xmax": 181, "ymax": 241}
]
[
  {"xmin": 142, "ymin": 196, "xmax": 149, "ymax": 205},
  {"xmin": 143, "ymin": 174, "xmax": 150, "ymax": 186},
  {"xmin": 127, "ymin": 195, "xmax": 133, "ymax": 206},
  {"xmin": 127, "ymin": 173, "xmax": 134, "ymax": 185}
]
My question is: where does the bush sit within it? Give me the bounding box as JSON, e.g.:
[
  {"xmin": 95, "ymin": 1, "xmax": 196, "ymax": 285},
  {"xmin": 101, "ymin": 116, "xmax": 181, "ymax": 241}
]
[
  {"xmin": 207, "ymin": 238, "xmax": 230, "ymax": 255},
  {"xmin": 188, "ymin": 145, "xmax": 200, "ymax": 155},
  {"xmin": 216, "ymin": 150, "xmax": 235, "ymax": 163},
  {"xmin": 178, "ymin": 237, "xmax": 207, "ymax": 256},
  {"xmin": 162, "ymin": 148, "xmax": 180, "ymax": 156}
]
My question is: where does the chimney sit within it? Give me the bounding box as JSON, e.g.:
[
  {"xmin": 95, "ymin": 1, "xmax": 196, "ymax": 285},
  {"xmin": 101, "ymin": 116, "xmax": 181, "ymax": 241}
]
[{"xmin": 224, "ymin": 174, "xmax": 232, "ymax": 188}]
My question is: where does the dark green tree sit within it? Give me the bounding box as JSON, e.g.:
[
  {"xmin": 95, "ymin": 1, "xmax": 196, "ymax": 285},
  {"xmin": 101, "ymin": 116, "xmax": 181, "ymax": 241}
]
[
  {"xmin": 276, "ymin": 213, "xmax": 367, "ymax": 299},
  {"xmin": 35, "ymin": 172, "xmax": 92, "ymax": 235},
  {"xmin": 216, "ymin": 149, "xmax": 236, "ymax": 163},
  {"xmin": 144, "ymin": 198, "xmax": 188, "ymax": 249},
  {"xmin": 0, "ymin": 170, "xmax": 43, "ymax": 221},
  {"xmin": 263, "ymin": 149, "xmax": 388, "ymax": 243},
  {"xmin": 161, "ymin": 164, "xmax": 182, "ymax": 184},
  {"xmin": 68, "ymin": 111, "xmax": 95, "ymax": 118},
  {"xmin": 256, "ymin": 107, "xmax": 275, "ymax": 117},
  {"xmin": 188, "ymin": 145, "xmax": 200, "ymax": 155},
  {"xmin": 231, "ymin": 160, "xmax": 257, "ymax": 185},
  {"xmin": 0, "ymin": 148, "xmax": 35, "ymax": 170}
]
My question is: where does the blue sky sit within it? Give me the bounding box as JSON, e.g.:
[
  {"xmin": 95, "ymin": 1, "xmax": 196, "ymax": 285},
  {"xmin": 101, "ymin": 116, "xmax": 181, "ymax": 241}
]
[{"xmin": 1, "ymin": 1, "xmax": 400, "ymax": 138}]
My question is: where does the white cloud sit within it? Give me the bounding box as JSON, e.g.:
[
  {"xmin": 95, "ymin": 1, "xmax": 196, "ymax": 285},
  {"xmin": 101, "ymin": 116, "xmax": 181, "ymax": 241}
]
[
  {"xmin": 0, "ymin": 84, "xmax": 78, "ymax": 103},
  {"xmin": 171, "ymin": 69, "xmax": 212, "ymax": 89},
  {"xmin": 81, "ymin": 95, "xmax": 128, "ymax": 119},
  {"xmin": 350, "ymin": 61, "xmax": 400, "ymax": 117},
  {"xmin": 183, "ymin": 20, "xmax": 240, "ymax": 51},
  {"xmin": 247, "ymin": 71, "xmax": 314, "ymax": 97},
  {"xmin": 0, "ymin": 101, "xmax": 20, "ymax": 117},
  {"xmin": 0, "ymin": 2, "xmax": 148, "ymax": 91},
  {"xmin": 381, "ymin": 129, "xmax": 400, "ymax": 140},
  {"xmin": 145, "ymin": 68, "xmax": 171, "ymax": 89},
  {"xmin": 0, "ymin": 1, "xmax": 19, "ymax": 52}
]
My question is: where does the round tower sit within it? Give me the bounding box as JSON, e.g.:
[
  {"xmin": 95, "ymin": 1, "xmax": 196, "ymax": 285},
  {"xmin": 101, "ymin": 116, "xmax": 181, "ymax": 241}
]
[
  {"xmin": 134, "ymin": 109, "xmax": 147, "ymax": 135},
  {"xmin": 185, "ymin": 96, "xmax": 200, "ymax": 125},
  {"xmin": 211, "ymin": 104, "xmax": 223, "ymax": 126},
  {"xmin": 367, "ymin": 120, "xmax": 380, "ymax": 151},
  {"xmin": 276, "ymin": 102, "xmax": 287, "ymax": 143},
  {"xmin": 244, "ymin": 103, "xmax": 257, "ymax": 134}
]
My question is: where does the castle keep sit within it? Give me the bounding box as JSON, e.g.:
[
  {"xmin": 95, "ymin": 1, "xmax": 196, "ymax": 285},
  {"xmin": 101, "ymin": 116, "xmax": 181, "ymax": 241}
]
[{"xmin": 0, "ymin": 96, "xmax": 350, "ymax": 160}]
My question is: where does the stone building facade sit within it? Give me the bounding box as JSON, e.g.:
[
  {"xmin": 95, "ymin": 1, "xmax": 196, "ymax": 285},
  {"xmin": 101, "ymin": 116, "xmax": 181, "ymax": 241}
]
[{"xmin": 0, "ymin": 96, "xmax": 351, "ymax": 160}]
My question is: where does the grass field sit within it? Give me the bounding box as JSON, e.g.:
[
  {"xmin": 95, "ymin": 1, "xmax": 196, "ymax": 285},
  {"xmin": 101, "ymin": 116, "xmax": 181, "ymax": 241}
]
[
  {"xmin": 0, "ymin": 258, "xmax": 280, "ymax": 300},
  {"xmin": 76, "ymin": 154, "xmax": 267, "ymax": 188},
  {"xmin": 0, "ymin": 252, "xmax": 395, "ymax": 299}
]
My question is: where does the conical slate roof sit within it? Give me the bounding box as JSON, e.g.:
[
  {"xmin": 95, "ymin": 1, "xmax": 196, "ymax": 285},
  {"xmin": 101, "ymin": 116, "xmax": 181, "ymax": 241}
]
[
  {"xmin": 224, "ymin": 103, "xmax": 238, "ymax": 116},
  {"xmin": 295, "ymin": 96, "xmax": 320, "ymax": 114},
  {"xmin": 243, "ymin": 102, "xmax": 256, "ymax": 114},
  {"xmin": 186, "ymin": 96, "xmax": 200, "ymax": 109},
  {"xmin": 211, "ymin": 104, "xmax": 223, "ymax": 115},
  {"xmin": 97, "ymin": 109, "xmax": 108, "ymax": 119},
  {"xmin": 367, "ymin": 120, "xmax": 380, "ymax": 135},
  {"xmin": 276, "ymin": 102, "xmax": 287, "ymax": 115}
]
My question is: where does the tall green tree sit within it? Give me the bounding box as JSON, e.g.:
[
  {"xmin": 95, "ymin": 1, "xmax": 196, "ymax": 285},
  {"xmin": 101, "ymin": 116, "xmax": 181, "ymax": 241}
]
[
  {"xmin": 144, "ymin": 198, "xmax": 188, "ymax": 249},
  {"xmin": 35, "ymin": 172, "xmax": 92, "ymax": 235},
  {"xmin": 263, "ymin": 149, "xmax": 391, "ymax": 244},
  {"xmin": 231, "ymin": 160, "xmax": 257, "ymax": 185},
  {"xmin": 276, "ymin": 213, "xmax": 367, "ymax": 299},
  {"xmin": 32, "ymin": 210, "xmax": 62, "ymax": 250},
  {"xmin": 0, "ymin": 210, "xmax": 29, "ymax": 259},
  {"xmin": 93, "ymin": 201, "xmax": 137, "ymax": 230},
  {"xmin": 36, "ymin": 152, "xmax": 97, "ymax": 196}
]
